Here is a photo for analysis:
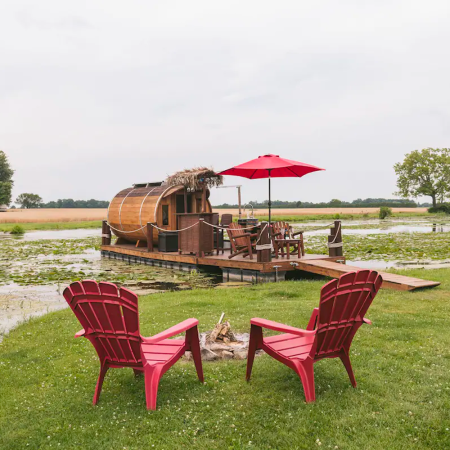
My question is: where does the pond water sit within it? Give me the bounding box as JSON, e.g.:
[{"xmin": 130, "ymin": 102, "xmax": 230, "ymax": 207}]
[
  {"xmin": 293, "ymin": 221, "xmax": 450, "ymax": 235},
  {"xmin": 1, "ymin": 218, "xmax": 449, "ymax": 341},
  {"xmin": 0, "ymin": 230, "xmax": 216, "ymax": 341},
  {"xmin": 0, "ymin": 228, "xmax": 100, "ymax": 241}
]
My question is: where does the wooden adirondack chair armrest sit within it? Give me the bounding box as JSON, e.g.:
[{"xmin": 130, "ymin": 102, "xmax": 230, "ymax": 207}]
[
  {"xmin": 292, "ymin": 230, "xmax": 304, "ymax": 237},
  {"xmin": 306, "ymin": 308, "xmax": 319, "ymax": 330},
  {"xmin": 74, "ymin": 329, "xmax": 85, "ymax": 338},
  {"xmin": 363, "ymin": 318, "xmax": 372, "ymax": 325},
  {"xmin": 231, "ymin": 233, "xmax": 251, "ymax": 239},
  {"xmin": 250, "ymin": 318, "xmax": 315, "ymax": 337},
  {"xmin": 142, "ymin": 318, "xmax": 199, "ymax": 344}
]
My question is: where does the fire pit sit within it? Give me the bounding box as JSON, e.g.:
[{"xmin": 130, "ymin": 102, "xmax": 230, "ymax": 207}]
[{"xmin": 183, "ymin": 313, "xmax": 261, "ymax": 361}]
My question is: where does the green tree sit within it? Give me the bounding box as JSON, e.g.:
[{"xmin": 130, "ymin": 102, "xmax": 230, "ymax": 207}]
[
  {"xmin": 329, "ymin": 199, "xmax": 342, "ymax": 206},
  {"xmin": 0, "ymin": 150, "xmax": 14, "ymax": 206},
  {"xmin": 15, "ymin": 193, "xmax": 43, "ymax": 209},
  {"xmin": 394, "ymin": 148, "xmax": 450, "ymax": 208}
]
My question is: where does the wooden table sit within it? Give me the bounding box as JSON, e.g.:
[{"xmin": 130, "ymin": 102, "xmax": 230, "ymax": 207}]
[{"xmin": 274, "ymin": 238, "xmax": 302, "ymax": 259}]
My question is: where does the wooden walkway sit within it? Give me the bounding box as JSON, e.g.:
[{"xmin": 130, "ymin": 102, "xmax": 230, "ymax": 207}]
[{"xmin": 294, "ymin": 259, "xmax": 440, "ymax": 291}]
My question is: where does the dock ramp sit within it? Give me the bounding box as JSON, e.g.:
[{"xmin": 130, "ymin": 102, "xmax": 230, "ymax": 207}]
[{"xmin": 294, "ymin": 260, "xmax": 440, "ymax": 291}]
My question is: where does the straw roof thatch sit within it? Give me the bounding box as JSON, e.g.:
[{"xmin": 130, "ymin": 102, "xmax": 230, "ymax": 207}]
[{"xmin": 166, "ymin": 167, "xmax": 223, "ymax": 191}]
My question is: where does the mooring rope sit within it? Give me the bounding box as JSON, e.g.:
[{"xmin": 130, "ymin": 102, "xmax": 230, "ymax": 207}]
[
  {"xmin": 107, "ymin": 223, "xmax": 148, "ymax": 234},
  {"xmin": 106, "ymin": 219, "xmax": 341, "ymax": 240},
  {"xmin": 298, "ymin": 222, "xmax": 334, "ymax": 234},
  {"xmin": 201, "ymin": 221, "xmax": 261, "ymax": 231},
  {"xmin": 149, "ymin": 222, "xmax": 201, "ymax": 233}
]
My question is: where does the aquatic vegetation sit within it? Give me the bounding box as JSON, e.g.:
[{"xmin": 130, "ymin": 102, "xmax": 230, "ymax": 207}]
[
  {"xmin": 379, "ymin": 206, "xmax": 392, "ymax": 219},
  {"xmin": 305, "ymin": 231, "xmax": 450, "ymax": 261},
  {"xmin": 9, "ymin": 225, "xmax": 25, "ymax": 235},
  {"xmin": 0, "ymin": 236, "xmax": 215, "ymax": 288}
]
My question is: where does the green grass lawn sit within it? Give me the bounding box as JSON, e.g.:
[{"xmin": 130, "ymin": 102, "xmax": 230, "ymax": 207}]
[
  {"xmin": 1, "ymin": 269, "xmax": 450, "ymax": 449},
  {"xmin": 0, "ymin": 221, "xmax": 102, "ymax": 233}
]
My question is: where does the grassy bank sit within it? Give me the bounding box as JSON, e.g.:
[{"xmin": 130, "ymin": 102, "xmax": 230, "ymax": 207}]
[
  {"xmin": 1, "ymin": 269, "xmax": 449, "ymax": 449},
  {"xmin": 0, "ymin": 220, "xmax": 102, "ymax": 233},
  {"xmin": 253, "ymin": 211, "xmax": 436, "ymax": 223},
  {"xmin": 0, "ymin": 212, "xmax": 444, "ymax": 232}
]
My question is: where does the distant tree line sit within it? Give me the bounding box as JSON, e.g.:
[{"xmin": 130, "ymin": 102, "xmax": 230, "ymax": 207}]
[
  {"xmin": 13, "ymin": 194, "xmax": 109, "ymax": 209},
  {"xmin": 42, "ymin": 198, "xmax": 109, "ymax": 208},
  {"xmin": 213, "ymin": 198, "xmax": 429, "ymax": 209}
]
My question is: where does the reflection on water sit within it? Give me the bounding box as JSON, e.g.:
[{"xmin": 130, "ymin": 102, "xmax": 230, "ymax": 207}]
[
  {"xmin": 0, "ymin": 228, "xmax": 100, "ymax": 241},
  {"xmin": 293, "ymin": 221, "xmax": 450, "ymax": 235},
  {"xmin": 347, "ymin": 259, "xmax": 450, "ymax": 270}
]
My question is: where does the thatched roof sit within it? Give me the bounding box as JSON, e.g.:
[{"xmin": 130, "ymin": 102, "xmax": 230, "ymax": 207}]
[{"xmin": 166, "ymin": 167, "xmax": 223, "ymax": 191}]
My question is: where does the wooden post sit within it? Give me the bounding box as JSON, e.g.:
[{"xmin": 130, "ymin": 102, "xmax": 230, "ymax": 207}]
[
  {"xmin": 201, "ymin": 185, "xmax": 206, "ymax": 213},
  {"xmin": 198, "ymin": 218, "xmax": 204, "ymax": 257},
  {"xmin": 102, "ymin": 220, "xmax": 111, "ymax": 246},
  {"xmin": 184, "ymin": 188, "xmax": 188, "ymax": 213},
  {"xmin": 328, "ymin": 220, "xmax": 343, "ymax": 257},
  {"xmin": 147, "ymin": 222, "xmax": 155, "ymax": 253},
  {"xmin": 257, "ymin": 221, "xmax": 272, "ymax": 262}
]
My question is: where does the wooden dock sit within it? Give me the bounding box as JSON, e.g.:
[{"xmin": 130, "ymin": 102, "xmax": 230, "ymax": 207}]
[
  {"xmin": 293, "ymin": 259, "xmax": 440, "ymax": 291},
  {"xmin": 101, "ymin": 244, "xmax": 440, "ymax": 291}
]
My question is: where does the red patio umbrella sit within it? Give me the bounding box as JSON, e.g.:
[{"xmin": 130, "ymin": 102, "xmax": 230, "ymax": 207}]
[{"xmin": 218, "ymin": 154, "xmax": 324, "ymax": 224}]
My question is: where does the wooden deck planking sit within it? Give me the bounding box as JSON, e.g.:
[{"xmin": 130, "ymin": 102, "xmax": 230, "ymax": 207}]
[
  {"xmin": 294, "ymin": 259, "xmax": 440, "ymax": 291},
  {"xmin": 101, "ymin": 245, "xmax": 440, "ymax": 291}
]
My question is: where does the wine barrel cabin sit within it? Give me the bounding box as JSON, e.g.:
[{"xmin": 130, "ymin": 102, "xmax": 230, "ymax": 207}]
[
  {"xmin": 107, "ymin": 168, "xmax": 223, "ymax": 245},
  {"xmin": 108, "ymin": 182, "xmax": 213, "ymax": 244}
]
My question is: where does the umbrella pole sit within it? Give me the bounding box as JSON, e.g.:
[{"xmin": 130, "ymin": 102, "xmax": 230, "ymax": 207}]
[{"xmin": 268, "ymin": 170, "xmax": 271, "ymax": 226}]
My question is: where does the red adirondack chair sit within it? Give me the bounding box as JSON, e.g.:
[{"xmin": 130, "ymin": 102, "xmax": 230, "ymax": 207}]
[
  {"xmin": 63, "ymin": 280, "xmax": 204, "ymax": 410},
  {"xmin": 246, "ymin": 270, "xmax": 382, "ymax": 402}
]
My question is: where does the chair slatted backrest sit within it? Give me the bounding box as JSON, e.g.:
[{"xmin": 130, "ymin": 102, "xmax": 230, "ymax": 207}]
[
  {"xmin": 313, "ymin": 270, "xmax": 382, "ymax": 359},
  {"xmin": 63, "ymin": 280, "xmax": 142, "ymax": 366},
  {"xmin": 227, "ymin": 223, "xmax": 249, "ymax": 247},
  {"xmin": 211, "ymin": 213, "xmax": 219, "ymax": 226},
  {"xmin": 272, "ymin": 221, "xmax": 284, "ymax": 238},
  {"xmin": 221, "ymin": 214, "xmax": 233, "ymax": 227}
]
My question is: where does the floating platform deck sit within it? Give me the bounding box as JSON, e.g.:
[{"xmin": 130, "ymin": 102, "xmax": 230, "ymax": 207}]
[{"xmin": 101, "ymin": 244, "xmax": 440, "ymax": 291}]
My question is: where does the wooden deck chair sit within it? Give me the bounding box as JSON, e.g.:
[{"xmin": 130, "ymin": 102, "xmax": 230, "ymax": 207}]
[
  {"xmin": 227, "ymin": 222, "xmax": 258, "ymax": 259},
  {"xmin": 246, "ymin": 270, "xmax": 382, "ymax": 402},
  {"xmin": 63, "ymin": 280, "xmax": 204, "ymax": 410},
  {"xmin": 271, "ymin": 221, "xmax": 305, "ymax": 258}
]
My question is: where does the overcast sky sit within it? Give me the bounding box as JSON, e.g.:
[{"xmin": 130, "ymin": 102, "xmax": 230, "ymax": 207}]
[{"xmin": 1, "ymin": 1, "xmax": 449, "ymax": 206}]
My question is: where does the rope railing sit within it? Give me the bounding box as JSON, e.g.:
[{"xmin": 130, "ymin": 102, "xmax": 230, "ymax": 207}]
[{"xmin": 106, "ymin": 219, "xmax": 261, "ymax": 235}]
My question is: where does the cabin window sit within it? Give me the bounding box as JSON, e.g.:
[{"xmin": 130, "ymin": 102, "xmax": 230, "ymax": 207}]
[{"xmin": 162, "ymin": 205, "xmax": 169, "ymax": 226}]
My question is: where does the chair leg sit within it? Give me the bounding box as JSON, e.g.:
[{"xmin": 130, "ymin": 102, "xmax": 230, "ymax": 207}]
[
  {"xmin": 144, "ymin": 365, "xmax": 163, "ymax": 410},
  {"xmin": 93, "ymin": 362, "xmax": 108, "ymax": 405},
  {"xmin": 186, "ymin": 326, "xmax": 204, "ymax": 383},
  {"xmin": 339, "ymin": 351, "xmax": 357, "ymax": 387},
  {"xmin": 293, "ymin": 359, "xmax": 315, "ymax": 402},
  {"xmin": 246, "ymin": 325, "xmax": 262, "ymax": 381},
  {"xmin": 133, "ymin": 368, "xmax": 142, "ymax": 377}
]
